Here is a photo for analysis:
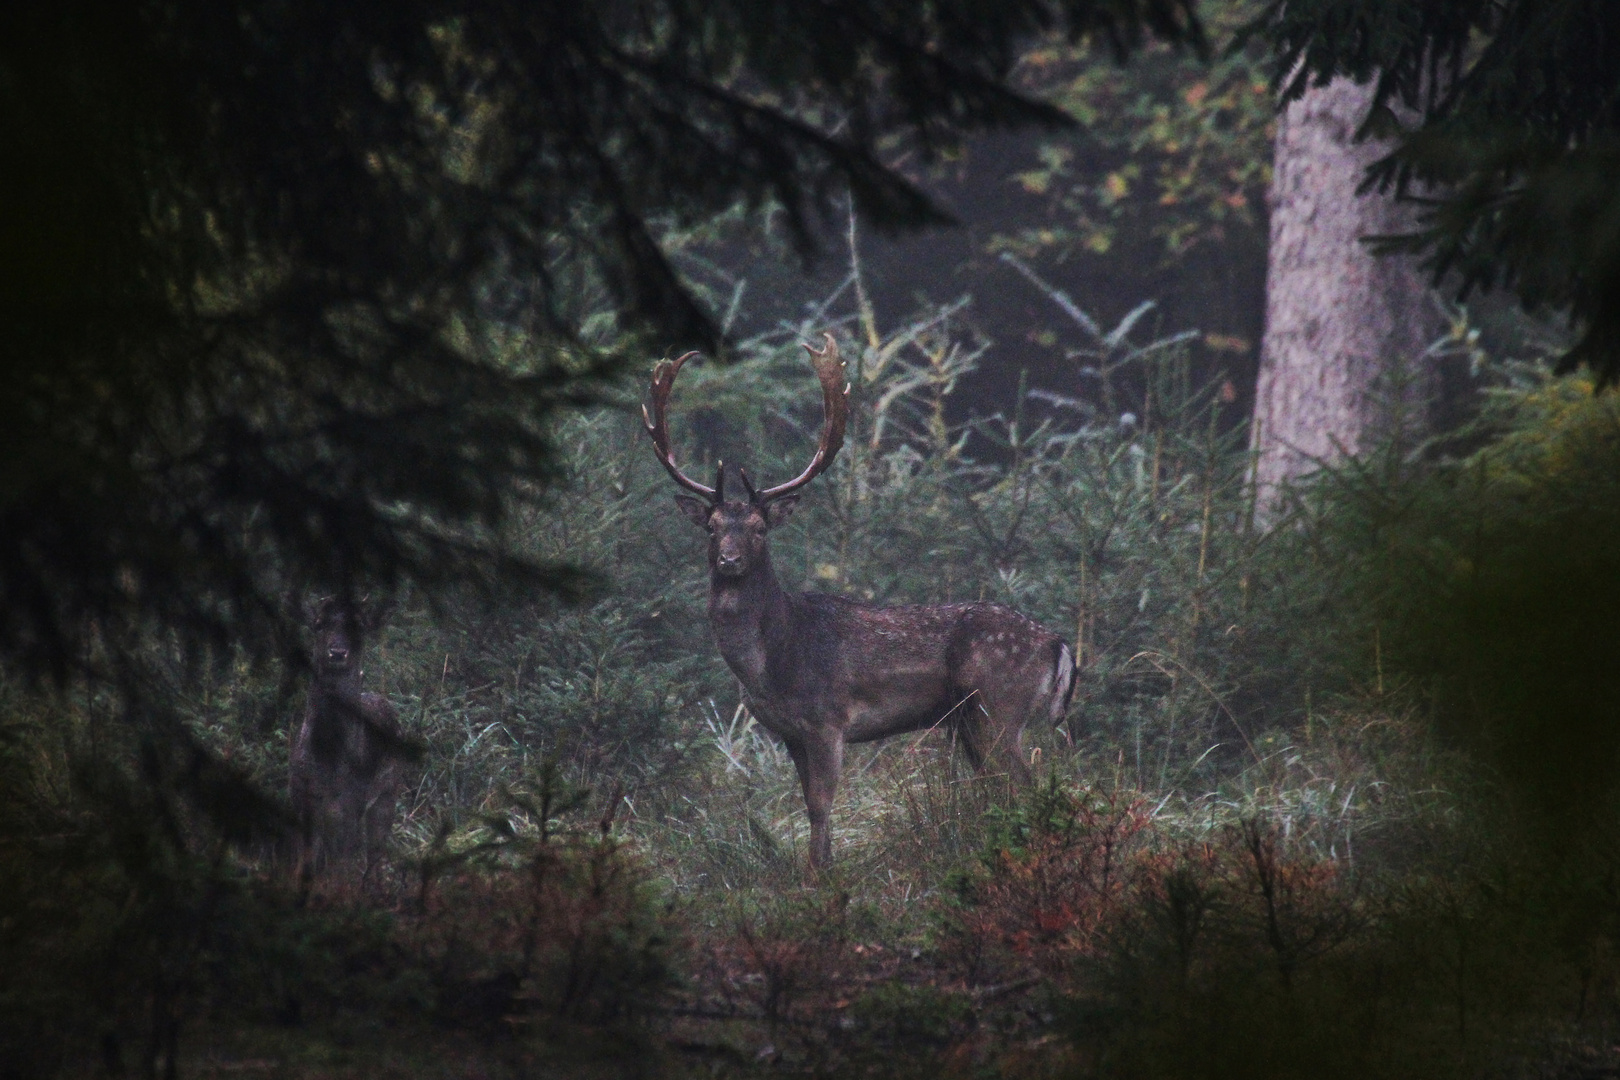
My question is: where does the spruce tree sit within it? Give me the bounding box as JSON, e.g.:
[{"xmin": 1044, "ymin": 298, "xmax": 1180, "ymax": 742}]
[{"xmin": 0, "ymin": 0, "xmax": 1200, "ymax": 709}]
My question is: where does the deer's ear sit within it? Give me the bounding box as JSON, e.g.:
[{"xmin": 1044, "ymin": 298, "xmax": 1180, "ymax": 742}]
[
  {"xmin": 762, "ymin": 494, "xmax": 800, "ymax": 529},
  {"xmin": 362, "ymin": 597, "xmax": 396, "ymax": 633},
  {"xmin": 305, "ymin": 594, "xmax": 334, "ymax": 628},
  {"xmin": 675, "ymin": 495, "xmax": 713, "ymax": 528}
]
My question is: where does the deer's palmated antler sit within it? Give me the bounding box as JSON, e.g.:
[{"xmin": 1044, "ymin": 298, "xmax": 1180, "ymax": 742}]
[
  {"xmin": 644, "ymin": 334, "xmax": 849, "ymax": 505},
  {"xmin": 642, "ymin": 350, "xmax": 717, "ymax": 501},
  {"xmin": 756, "ymin": 333, "xmax": 850, "ymax": 504}
]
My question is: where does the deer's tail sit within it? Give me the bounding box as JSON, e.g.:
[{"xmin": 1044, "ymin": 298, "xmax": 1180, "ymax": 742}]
[{"xmin": 1048, "ymin": 639, "xmax": 1077, "ymax": 724}]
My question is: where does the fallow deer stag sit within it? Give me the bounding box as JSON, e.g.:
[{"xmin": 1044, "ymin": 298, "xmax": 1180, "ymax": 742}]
[{"xmin": 645, "ymin": 334, "xmax": 1077, "ymax": 868}]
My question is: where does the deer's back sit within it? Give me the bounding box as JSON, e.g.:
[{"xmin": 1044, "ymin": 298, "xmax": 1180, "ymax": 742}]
[{"xmin": 803, "ymin": 594, "xmax": 1058, "ymax": 653}]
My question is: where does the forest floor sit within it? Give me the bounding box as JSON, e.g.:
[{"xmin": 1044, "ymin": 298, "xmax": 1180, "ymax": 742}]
[{"xmin": 132, "ymin": 720, "xmax": 1471, "ymax": 1079}]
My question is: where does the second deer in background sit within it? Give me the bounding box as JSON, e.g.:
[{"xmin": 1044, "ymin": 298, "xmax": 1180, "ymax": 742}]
[
  {"xmin": 645, "ymin": 333, "xmax": 1077, "ymax": 869},
  {"xmin": 291, "ymin": 596, "xmax": 413, "ymax": 885}
]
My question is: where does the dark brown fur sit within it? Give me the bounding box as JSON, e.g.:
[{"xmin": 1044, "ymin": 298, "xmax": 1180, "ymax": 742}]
[
  {"xmin": 680, "ymin": 495, "xmax": 1075, "ymax": 867},
  {"xmin": 648, "ymin": 336, "xmax": 1074, "ymax": 869},
  {"xmin": 290, "ymin": 597, "xmax": 407, "ymax": 883}
]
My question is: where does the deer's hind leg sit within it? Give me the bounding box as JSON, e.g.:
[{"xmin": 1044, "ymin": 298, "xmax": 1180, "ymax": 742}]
[{"xmin": 957, "ymin": 685, "xmax": 1035, "ymax": 785}]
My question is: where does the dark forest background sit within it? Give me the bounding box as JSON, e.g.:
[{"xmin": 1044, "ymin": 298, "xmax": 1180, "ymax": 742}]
[{"xmin": 5, "ymin": 1, "xmax": 1620, "ymax": 1078}]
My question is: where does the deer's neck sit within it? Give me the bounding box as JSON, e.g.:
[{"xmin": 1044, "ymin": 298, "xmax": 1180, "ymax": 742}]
[
  {"xmin": 310, "ymin": 670, "xmax": 364, "ymax": 710},
  {"xmin": 708, "ymin": 554, "xmax": 793, "ymax": 690}
]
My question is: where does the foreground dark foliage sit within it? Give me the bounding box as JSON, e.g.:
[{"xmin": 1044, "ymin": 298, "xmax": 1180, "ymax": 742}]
[
  {"xmin": 0, "ymin": 752, "xmax": 678, "ymax": 1077},
  {"xmin": 4, "ymin": 288, "xmax": 1618, "ymax": 1077}
]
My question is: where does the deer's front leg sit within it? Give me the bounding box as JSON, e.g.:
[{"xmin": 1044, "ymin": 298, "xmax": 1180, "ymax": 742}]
[{"xmin": 788, "ymin": 731, "xmax": 845, "ymax": 869}]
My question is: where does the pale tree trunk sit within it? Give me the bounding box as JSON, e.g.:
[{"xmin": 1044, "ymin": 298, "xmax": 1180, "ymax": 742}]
[{"xmin": 1251, "ymin": 76, "xmax": 1446, "ymax": 518}]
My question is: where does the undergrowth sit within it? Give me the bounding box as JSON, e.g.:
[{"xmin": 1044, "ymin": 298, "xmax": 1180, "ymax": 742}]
[{"xmin": 4, "ymin": 275, "xmax": 1620, "ymax": 1078}]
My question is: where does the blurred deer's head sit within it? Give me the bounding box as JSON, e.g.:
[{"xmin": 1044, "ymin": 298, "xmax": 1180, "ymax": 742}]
[{"xmin": 305, "ymin": 595, "xmax": 392, "ymax": 677}]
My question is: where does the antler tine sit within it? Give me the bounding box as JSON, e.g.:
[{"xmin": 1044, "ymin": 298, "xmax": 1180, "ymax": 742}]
[
  {"xmin": 642, "ymin": 350, "xmax": 717, "ymax": 501},
  {"xmin": 757, "ymin": 333, "xmax": 850, "ymax": 503}
]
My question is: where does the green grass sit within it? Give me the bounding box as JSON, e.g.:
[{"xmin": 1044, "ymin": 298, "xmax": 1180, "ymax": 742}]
[{"xmin": 7, "ymin": 295, "xmax": 1620, "ymax": 1078}]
